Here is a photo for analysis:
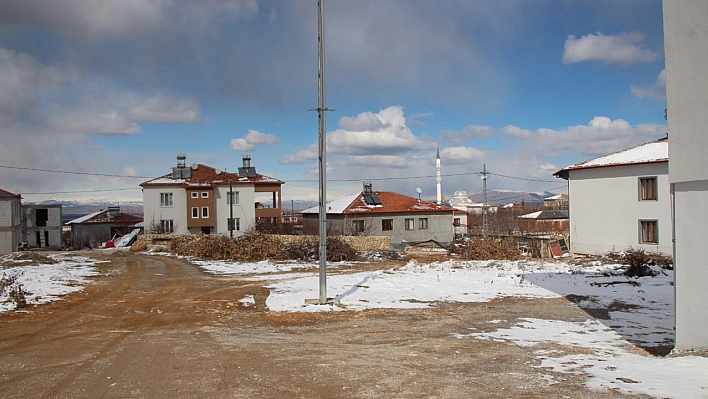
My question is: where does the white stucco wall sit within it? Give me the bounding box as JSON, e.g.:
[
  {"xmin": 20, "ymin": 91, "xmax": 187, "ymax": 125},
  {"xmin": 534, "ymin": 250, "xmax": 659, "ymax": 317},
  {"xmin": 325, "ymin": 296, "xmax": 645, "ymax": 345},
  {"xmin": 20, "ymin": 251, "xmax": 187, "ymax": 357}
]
[
  {"xmin": 143, "ymin": 187, "xmax": 188, "ymax": 234},
  {"xmin": 214, "ymin": 185, "xmax": 255, "ymax": 235},
  {"xmin": 663, "ymin": 0, "xmax": 708, "ymax": 350},
  {"xmin": 567, "ymin": 162, "xmax": 671, "ymax": 255}
]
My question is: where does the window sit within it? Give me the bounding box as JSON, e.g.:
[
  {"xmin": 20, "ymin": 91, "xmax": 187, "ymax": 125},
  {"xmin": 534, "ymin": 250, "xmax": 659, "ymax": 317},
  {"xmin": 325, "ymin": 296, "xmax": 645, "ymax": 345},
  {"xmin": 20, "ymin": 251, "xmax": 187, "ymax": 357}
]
[
  {"xmin": 382, "ymin": 219, "xmax": 393, "ymax": 231},
  {"xmin": 227, "ymin": 191, "xmax": 240, "ymax": 205},
  {"xmin": 454, "ymin": 218, "xmax": 461, "ymax": 226},
  {"xmin": 160, "ymin": 193, "xmax": 173, "ymax": 207},
  {"xmin": 640, "ymin": 177, "xmax": 657, "ymax": 201},
  {"xmin": 352, "ymin": 220, "xmax": 365, "ymax": 233},
  {"xmin": 201, "ymin": 191, "xmax": 209, "ymax": 198},
  {"xmin": 640, "ymin": 220, "xmax": 658, "ymax": 244},
  {"xmin": 228, "ymin": 218, "xmax": 241, "ymax": 231},
  {"xmin": 35, "ymin": 208, "xmax": 48, "ymax": 227},
  {"xmin": 419, "ymin": 218, "xmax": 428, "ymax": 229},
  {"xmin": 191, "ymin": 207, "xmax": 199, "ymax": 218},
  {"xmin": 201, "ymin": 207, "xmax": 209, "ymax": 218},
  {"xmin": 160, "ymin": 219, "xmax": 174, "ymax": 233},
  {"xmin": 191, "ymin": 192, "xmax": 198, "ymax": 198},
  {"xmin": 404, "ymin": 218, "xmax": 414, "ymax": 230}
]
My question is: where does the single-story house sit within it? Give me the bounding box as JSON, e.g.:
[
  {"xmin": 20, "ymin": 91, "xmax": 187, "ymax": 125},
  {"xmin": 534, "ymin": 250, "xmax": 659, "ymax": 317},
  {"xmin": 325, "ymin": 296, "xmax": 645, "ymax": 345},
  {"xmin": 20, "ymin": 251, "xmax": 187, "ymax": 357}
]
[
  {"xmin": 66, "ymin": 206, "xmax": 143, "ymax": 249},
  {"xmin": 302, "ymin": 184, "xmax": 455, "ymax": 249}
]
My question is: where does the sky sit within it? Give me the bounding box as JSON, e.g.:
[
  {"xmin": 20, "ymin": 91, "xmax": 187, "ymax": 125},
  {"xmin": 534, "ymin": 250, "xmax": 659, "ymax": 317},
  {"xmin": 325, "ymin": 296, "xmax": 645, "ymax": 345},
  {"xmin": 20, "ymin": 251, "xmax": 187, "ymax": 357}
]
[
  {"xmin": 0, "ymin": 0, "xmax": 667, "ymax": 206},
  {"xmin": 3, "ymin": 251, "xmax": 707, "ymax": 398}
]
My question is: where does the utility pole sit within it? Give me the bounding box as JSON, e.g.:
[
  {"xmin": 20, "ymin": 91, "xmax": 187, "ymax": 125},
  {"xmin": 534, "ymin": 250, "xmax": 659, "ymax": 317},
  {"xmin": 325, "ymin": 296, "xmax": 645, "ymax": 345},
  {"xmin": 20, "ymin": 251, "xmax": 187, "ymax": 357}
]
[
  {"xmin": 229, "ymin": 172, "xmax": 234, "ymax": 238},
  {"xmin": 308, "ymin": 0, "xmax": 335, "ymax": 305},
  {"xmin": 481, "ymin": 164, "xmax": 489, "ymax": 237}
]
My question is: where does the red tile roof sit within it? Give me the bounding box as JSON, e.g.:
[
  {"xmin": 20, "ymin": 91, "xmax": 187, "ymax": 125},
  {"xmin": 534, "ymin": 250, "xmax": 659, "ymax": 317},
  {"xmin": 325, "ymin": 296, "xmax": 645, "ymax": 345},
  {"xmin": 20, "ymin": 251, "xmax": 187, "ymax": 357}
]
[
  {"xmin": 140, "ymin": 164, "xmax": 283, "ymax": 188},
  {"xmin": 341, "ymin": 192, "xmax": 453, "ymax": 215},
  {"xmin": 0, "ymin": 189, "xmax": 21, "ymax": 199}
]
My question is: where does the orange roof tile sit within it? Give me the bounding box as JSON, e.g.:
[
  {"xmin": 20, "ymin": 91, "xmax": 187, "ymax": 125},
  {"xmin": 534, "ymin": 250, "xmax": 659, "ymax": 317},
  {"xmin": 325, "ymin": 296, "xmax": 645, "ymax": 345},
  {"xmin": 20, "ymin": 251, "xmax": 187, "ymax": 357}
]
[{"xmin": 342, "ymin": 192, "xmax": 453, "ymax": 215}]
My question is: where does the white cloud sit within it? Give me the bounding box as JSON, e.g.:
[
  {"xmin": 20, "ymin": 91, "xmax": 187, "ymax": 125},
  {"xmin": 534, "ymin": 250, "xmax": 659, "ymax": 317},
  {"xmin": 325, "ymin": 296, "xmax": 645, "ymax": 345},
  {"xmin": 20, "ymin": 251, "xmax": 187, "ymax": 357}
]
[
  {"xmin": 230, "ymin": 129, "xmax": 279, "ymax": 152},
  {"xmin": 244, "ymin": 130, "xmax": 279, "ymax": 145},
  {"xmin": 50, "ymin": 107, "xmax": 141, "ymax": 135},
  {"xmin": 440, "ymin": 146, "xmax": 486, "ymax": 164},
  {"xmin": 630, "ymin": 68, "xmax": 666, "ymax": 100},
  {"xmin": 280, "ymin": 144, "xmax": 317, "ymax": 165},
  {"xmin": 124, "ymin": 95, "xmax": 201, "ymax": 124},
  {"xmin": 230, "ymin": 138, "xmax": 255, "ymax": 152},
  {"xmin": 563, "ymin": 32, "xmax": 661, "ymax": 66},
  {"xmin": 502, "ymin": 116, "xmax": 665, "ymax": 158},
  {"xmin": 328, "ymin": 106, "xmax": 430, "ymax": 156}
]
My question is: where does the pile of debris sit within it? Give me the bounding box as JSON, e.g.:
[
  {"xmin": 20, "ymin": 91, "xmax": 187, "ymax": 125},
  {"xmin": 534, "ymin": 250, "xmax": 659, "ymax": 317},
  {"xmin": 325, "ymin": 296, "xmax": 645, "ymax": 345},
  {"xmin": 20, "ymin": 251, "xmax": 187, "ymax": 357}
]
[
  {"xmin": 170, "ymin": 232, "xmax": 359, "ymax": 262},
  {"xmin": 605, "ymin": 248, "xmax": 673, "ymax": 277},
  {"xmin": 449, "ymin": 237, "xmax": 520, "ymax": 261}
]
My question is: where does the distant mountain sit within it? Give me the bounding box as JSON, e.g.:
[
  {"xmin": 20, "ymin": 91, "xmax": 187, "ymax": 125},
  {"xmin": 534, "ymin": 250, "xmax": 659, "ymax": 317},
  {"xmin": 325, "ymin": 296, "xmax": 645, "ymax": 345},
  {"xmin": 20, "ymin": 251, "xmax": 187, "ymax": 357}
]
[{"xmin": 467, "ymin": 190, "xmax": 559, "ymax": 206}]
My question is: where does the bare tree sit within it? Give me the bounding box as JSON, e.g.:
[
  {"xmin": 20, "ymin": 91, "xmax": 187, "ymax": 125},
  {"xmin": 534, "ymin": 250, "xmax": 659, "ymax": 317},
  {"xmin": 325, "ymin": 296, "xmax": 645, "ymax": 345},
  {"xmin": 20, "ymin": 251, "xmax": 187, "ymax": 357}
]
[{"xmin": 343, "ymin": 218, "xmax": 376, "ymax": 236}]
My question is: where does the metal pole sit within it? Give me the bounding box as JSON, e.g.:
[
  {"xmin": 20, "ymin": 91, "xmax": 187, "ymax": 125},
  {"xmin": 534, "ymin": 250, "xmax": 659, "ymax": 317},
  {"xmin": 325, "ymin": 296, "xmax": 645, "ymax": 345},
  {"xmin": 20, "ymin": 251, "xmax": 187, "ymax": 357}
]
[
  {"xmin": 229, "ymin": 172, "xmax": 234, "ymax": 238},
  {"xmin": 482, "ymin": 164, "xmax": 489, "ymax": 237},
  {"xmin": 316, "ymin": 0, "xmax": 330, "ymax": 304},
  {"xmin": 307, "ymin": 0, "xmax": 335, "ymax": 305}
]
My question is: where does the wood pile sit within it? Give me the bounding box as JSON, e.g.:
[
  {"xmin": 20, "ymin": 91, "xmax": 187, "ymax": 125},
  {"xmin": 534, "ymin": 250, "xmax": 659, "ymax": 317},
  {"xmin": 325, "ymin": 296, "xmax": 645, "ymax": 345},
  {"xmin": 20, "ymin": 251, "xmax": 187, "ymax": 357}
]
[
  {"xmin": 170, "ymin": 233, "xmax": 360, "ymax": 262},
  {"xmin": 449, "ymin": 237, "xmax": 520, "ymax": 261},
  {"xmin": 605, "ymin": 248, "xmax": 673, "ymax": 277}
]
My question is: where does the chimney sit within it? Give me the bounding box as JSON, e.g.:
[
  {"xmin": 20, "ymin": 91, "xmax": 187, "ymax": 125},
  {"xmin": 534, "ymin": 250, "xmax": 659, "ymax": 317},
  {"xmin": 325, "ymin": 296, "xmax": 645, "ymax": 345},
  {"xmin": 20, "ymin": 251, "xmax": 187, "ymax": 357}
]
[{"xmin": 238, "ymin": 155, "xmax": 257, "ymax": 178}]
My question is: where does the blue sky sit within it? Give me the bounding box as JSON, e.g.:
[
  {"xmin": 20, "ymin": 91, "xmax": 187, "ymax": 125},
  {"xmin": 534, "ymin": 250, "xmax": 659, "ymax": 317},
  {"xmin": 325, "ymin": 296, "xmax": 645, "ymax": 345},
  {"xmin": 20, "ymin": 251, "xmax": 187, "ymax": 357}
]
[{"xmin": 0, "ymin": 0, "xmax": 667, "ymax": 206}]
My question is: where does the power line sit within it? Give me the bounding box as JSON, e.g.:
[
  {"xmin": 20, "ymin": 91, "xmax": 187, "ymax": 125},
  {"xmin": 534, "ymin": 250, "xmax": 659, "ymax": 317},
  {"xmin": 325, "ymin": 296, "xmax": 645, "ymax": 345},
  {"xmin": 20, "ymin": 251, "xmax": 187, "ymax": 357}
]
[
  {"xmin": 22, "ymin": 188, "xmax": 141, "ymax": 195},
  {"xmin": 0, "ymin": 165, "xmax": 154, "ymax": 179}
]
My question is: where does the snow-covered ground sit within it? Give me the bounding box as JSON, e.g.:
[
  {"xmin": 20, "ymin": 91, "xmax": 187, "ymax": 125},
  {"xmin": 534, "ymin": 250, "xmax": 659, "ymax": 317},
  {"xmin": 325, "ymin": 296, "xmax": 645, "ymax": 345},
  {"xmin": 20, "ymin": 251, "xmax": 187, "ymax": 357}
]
[
  {"xmin": 0, "ymin": 253, "xmax": 102, "ymax": 312},
  {"xmin": 2, "ymin": 253, "xmax": 707, "ymax": 398}
]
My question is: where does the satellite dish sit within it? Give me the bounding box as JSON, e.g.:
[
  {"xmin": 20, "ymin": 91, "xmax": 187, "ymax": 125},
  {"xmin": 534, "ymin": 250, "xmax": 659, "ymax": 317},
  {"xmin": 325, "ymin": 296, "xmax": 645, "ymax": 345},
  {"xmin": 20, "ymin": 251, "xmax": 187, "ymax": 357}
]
[
  {"xmin": 215, "ymin": 169, "xmax": 222, "ymax": 175},
  {"xmin": 416, "ymin": 188, "xmax": 422, "ymax": 194},
  {"xmin": 191, "ymin": 163, "xmax": 198, "ymax": 170}
]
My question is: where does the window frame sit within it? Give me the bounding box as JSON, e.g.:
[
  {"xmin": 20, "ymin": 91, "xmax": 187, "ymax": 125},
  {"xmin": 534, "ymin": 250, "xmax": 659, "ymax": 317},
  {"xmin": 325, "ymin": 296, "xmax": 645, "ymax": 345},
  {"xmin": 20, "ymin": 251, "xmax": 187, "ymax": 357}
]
[
  {"xmin": 160, "ymin": 192, "xmax": 173, "ymax": 207},
  {"xmin": 352, "ymin": 220, "xmax": 365, "ymax": 233},
  {"xmin": 191, "ymin": 207, "xmax": 199, "ymax": 218},
  {"xmin": 201, "ymin": 191, "xmax": 209, "ymax": 198},
  {"xmin": 404, "ymin": 218, "xmax": 414, "ymax": 230},
  {"xmin": 160, "ymin": 219, "xmax": 174, "ymax": 233},
  {"xmin": 191, "ymin": 192, "xmax": 198, "ymax": 198},
  {"xmin": 640, "ymin": 220, "xmax": 658, "ymax": 244},
  {"xmin": 639, "ymin": 177, "xmax": 658, "ymax": 201},
  {"xmin": 201, "ymin": 206, "xmax": 209, "ymax": 218},
  {"xmin": 228, "ymin": 217, "xmax": 241, "ymax": 231},
  {"xmin": 227, "ymin": 191, "xmax": 240, "ymax": 205},
  {"xmin": 418, "ymin": 218, "xmax": 429, "ymax": 230},
  {"xmin": 382, "ymin": 219, "xmax": 393, "ymax": 231}
]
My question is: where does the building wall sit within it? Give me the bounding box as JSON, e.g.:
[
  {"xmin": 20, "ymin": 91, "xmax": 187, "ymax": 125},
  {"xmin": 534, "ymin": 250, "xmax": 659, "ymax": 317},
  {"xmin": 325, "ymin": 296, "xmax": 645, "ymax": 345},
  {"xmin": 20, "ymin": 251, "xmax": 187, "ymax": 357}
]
[
  {"xmin": 567, "ymin": 162, "xmax": 671, "ymax": 255},
  {"xmin": 663, "ymin": 0, "xmax": 708, "ymax": 350},
  {"xmin": 22, "ymin": 205, "xmax": 63, "ymax": 248},
  {"xmin": 143, "ymin": 187, "xmax": 188, "ymax": 234},
  {"xmin": 0, "ymin": 197, "xmax": 22, "ymax": 254},
  {"xmin": 315, "ymin": 212, "xmax": 454, "ymax": 245},
  {"xmin": 214, "ymin": 185, "xmax": 255, "ymax": 235}
]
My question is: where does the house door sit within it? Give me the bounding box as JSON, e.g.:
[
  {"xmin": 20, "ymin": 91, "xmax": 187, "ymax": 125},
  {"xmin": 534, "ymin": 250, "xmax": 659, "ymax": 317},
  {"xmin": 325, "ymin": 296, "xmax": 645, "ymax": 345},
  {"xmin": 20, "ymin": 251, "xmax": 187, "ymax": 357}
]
[
  {"xmin": 201, "ymin": 226, "xmax": 211, "ymax": 235},
  {"xmin": 44, "ymin": 231, "xmax": 49, "ymax": 247}
]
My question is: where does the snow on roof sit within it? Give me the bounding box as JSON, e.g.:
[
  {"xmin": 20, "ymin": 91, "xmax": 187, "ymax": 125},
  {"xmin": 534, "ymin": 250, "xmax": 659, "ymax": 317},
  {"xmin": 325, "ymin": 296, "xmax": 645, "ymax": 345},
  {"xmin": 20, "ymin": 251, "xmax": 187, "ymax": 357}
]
[
  {"xmin": 302, "ymin": 193, "xmax": 360, "ymax": 214},
  {"xmin": 555, "ymin": 138, "xmax": 667, "ymax": 176},
  {"xmin": 518, "ymin": 211, "xmax": 542, "ymax": 219},
  {"xmin": 67, "ymin": 209, "xmax": 107, "ymax": 224}
]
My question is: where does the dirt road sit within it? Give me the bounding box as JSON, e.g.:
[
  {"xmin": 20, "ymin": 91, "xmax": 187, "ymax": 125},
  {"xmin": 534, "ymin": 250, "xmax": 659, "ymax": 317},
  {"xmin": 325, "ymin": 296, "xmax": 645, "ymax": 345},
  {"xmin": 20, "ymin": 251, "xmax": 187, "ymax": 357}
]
[{"xmin": 0, "ymin": 252, "xmax": 636, "ymax": 398}]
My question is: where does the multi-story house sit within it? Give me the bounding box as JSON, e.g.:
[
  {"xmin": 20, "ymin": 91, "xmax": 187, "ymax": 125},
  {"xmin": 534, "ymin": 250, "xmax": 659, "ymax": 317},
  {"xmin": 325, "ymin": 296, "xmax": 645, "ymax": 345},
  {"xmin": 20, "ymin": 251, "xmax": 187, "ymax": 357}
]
[
  {"xmin": 554, "ymin": 137, "xmax": 670, "ymax": 255},
  {"xmin": 22, "ymin": 203, "xmax": 63, "ymax": 249},
  {"xmin": 140, "ymin": 155, "xmax": 284, "ymax": 236},
  {"xmin": 0, "ymin": 189, "xmax": 22, "ymax": 254}
]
